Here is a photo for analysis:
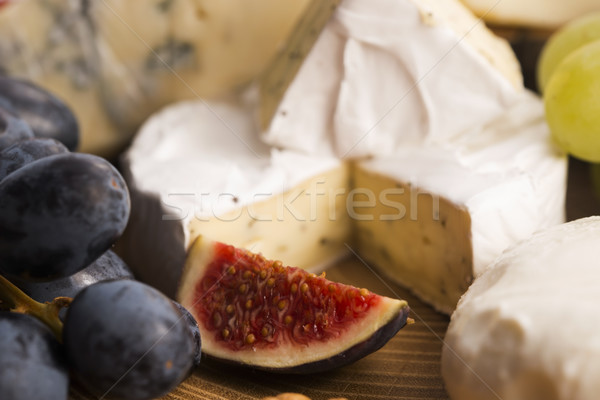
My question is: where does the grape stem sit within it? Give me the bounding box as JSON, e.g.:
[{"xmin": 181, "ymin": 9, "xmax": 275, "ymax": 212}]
[{"xmin": 0, "ymin": 274, "xmax": 71, "ymax": 342}]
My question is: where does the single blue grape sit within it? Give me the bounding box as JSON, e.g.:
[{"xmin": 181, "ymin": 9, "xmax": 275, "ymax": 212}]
[
  {"xmin": 0, "ymin": 77, "xmax": 79, "ymax": 151},
  {"xmin": 0, "ymin": 312, "xmax": 69, "ymax": 400},
  {"xmin": 0, "ymin": 137, "xmax": 69, "ymax": 181},
  {"xmin": 0, "ymin": 153, "xmax": 130, "ymax": 280},
  {"xmin": 63, "ymin": 280, "xmax": 195, "ymax": 400},
  {"xmin": 0, "ymin": 106, "xmax": 34, "ymax": 151}
]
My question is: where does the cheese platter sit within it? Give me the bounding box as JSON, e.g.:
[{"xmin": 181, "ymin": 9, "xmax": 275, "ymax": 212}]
[{"xmin": 2, "ymin": 0, "xmax": 600, "ymax": 399}]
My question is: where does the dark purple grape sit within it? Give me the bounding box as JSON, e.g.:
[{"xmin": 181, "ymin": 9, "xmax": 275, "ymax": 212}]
[
  {"xmin": 0, "ymin": 152, "xmax": 130, "ymax": 280},
  {"xmin": 0, "ymin": 77, "xmax": 79, "ymax": 150},
  {"xmin": 0, "ymin": 137, "xmax": 69, "ymax": 181},
  {"xmin": 173, "ymin": 301, "xmax": 202, "ymax": 367},
  {"xmin": 63, "ymin": 280, "xmax": 195, "ymax": 400},
  {"xmin": 0, "ymin": 106, "xmax": 34, "ymax": 150},
  {"xmin": 0, "ymin": 312, "xmax": 69, "ymax": 400},
  {"xmin": 9, "ymin": 250, "xmax": 134, "ymax": 304}
]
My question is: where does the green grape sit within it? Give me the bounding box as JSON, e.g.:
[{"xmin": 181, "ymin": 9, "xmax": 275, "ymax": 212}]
[
  {"xmin": 537, "ymin": 11, "xmax": 600, "ymax": 93},
  {"xmin": 544, "ymin": 40, "xmax": 600, "ymax": 162}
]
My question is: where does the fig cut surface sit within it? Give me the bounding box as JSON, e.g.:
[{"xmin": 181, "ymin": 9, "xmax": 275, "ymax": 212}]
[{"xmin": 177, "ymin": 237, "xmax": 410, "ymax": 373}]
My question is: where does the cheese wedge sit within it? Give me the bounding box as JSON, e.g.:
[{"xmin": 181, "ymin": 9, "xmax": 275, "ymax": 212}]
[{"xmin": 121, "ymin": 92, "xmax": 565, "ymax": 313}]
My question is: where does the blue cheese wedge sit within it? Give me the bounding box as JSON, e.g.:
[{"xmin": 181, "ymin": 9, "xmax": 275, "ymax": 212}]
[{"xmin": 0, "ymin": 0, "xmax": 309, "ymax": 157}]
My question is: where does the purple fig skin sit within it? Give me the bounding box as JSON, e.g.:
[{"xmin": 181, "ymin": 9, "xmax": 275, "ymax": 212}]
[
  {"xmin": 116, "ymin": 187, "xmax": 412, "ymax": 374},
  {"xmin": 0, "ymin": 138, "xmax": 69, "ymax": 181},
  {"xmin": 203, "ymin": 303, "xmax": 410, "ymax": 374},
  {"xmin": 281, "ymin": 304, "xmax": 410, "ymax": 374}
]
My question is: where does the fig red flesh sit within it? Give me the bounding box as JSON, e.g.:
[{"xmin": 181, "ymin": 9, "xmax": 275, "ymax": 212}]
[
  {"xmin": 198, "ymin": 242, "xmax": 384, "ymax": 350},
  {"xmin": 178, "ymin": 237, "xmax": 410, "ymax": 372}
]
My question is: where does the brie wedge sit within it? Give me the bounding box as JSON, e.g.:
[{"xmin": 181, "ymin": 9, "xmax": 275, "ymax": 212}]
[{"xmin": 121, "ymin": 91, "xmax": 565, "ymax": 313}]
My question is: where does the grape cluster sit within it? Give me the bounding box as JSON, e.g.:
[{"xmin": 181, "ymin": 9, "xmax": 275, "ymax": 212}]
[
  {"xmin": 537, "ymin": 12, "xmax": 600, "ymax": 162},
  {"xmin": 0, "ymin": 77, "xmax": 201, "ymax": 400}
]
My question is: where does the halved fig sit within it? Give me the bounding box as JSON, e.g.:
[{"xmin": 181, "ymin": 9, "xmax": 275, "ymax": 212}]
[{"xmin": 177, "ymin": 237, "xmax": 410, "ymax": 373}]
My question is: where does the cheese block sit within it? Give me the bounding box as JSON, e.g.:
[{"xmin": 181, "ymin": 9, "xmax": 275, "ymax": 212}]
[
  {"xmin": 460, "ymin": 0, "xmax": 600, "ymax": 30},
  {"xmin": 442, "ymin": 216, "xmax": 600, "ymax": 400},
  {"xmin": 353, "ymin": 92, "xmax": 566, "ymax": 312},
  {"xmin": 0, "ymin": 0, "xmax": 309, "ymax": 157},
  {"xmin": 120, "ymin": 0, "xmax": 567, "ymax": 313}
]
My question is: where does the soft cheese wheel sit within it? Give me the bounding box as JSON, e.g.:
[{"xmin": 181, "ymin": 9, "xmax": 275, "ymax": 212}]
[{"xmin": 442, "ymin": 216, "xmax": 600, "ymax": 400}]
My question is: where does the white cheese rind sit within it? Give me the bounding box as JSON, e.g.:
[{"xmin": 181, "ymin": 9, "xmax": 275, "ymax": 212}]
[
  {"xmin": 124, "ymin": 98, "xmax": 342, "ymax": 229},
  {"xmin": 262, "ymin": 0, "xmax": 522, "ymax": 159},
  {"xmin": 442, "ymin": 216, "xmax": 600, "ymax": 400},
  {"xmin": 354, "ymin": 91, "xmax": 566, "ymax": 312}
]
